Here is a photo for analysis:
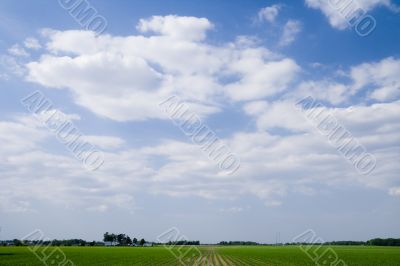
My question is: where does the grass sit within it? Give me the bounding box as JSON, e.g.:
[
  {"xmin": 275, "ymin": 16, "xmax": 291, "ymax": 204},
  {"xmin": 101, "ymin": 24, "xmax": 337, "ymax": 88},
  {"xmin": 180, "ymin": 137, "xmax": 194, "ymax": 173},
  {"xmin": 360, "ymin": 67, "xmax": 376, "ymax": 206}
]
[{"xmin": 0, "ymin": 245, "xmax": 399, "ymax": 265}]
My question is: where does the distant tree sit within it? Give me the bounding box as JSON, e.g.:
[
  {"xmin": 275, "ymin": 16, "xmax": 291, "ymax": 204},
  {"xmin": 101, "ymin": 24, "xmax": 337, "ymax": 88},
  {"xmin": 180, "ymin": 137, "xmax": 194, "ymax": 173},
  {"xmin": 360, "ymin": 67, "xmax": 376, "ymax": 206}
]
[
  {"xmin": 127, "ymin": 236, "xmax": 132, "ymax": 245},
  {"xmin": 117, "ymin": 234, "xmax": 125, "ymax": 245},
  {"xmin": 13, "ymin": 239, "xmax": 23, "ymax": 246},
  {"xmin": 103, "ymin": 232, "xmax": 113, "ymax": 242},
  {"xmin": 368, "ymin": 238, "xmax": 400, "ymax": 246},
  {"xmin": 132, "ymin": 238, "xmax": 138, "ymax": 244},
  {"xmin": 166, "ymin": 240, "xmax": 200, "ymax": 245},
  {"xmin": 51, "ymin": 239, "xmax": 61, "ymax": 246},
  {"xmin": 139, "ymin": 238, "xmax": 145, "ymax": 246},
  {"xmin": 218, "ymin": 241, "xmax": 259, "ymax": 246}
]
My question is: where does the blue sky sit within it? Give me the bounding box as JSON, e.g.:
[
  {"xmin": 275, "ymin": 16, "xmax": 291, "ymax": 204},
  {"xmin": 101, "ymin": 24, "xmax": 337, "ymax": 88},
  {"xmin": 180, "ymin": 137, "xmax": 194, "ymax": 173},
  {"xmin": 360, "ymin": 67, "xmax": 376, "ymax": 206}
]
[{"xmin": 0, "ymin": 0, "xmax": 399, "ymax": 243}]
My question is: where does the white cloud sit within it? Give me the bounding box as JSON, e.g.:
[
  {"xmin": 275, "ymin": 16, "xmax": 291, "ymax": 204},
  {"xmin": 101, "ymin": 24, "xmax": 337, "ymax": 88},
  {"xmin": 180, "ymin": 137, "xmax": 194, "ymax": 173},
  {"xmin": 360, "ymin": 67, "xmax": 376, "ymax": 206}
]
[
  {"xmin": 296, "ymin": 80, "xmax": 349, "ymax": 104},
  {"xmin": 244, "ymin": 100, "xmax": 309, "ymax": 132},
  {"xmin": 83, "ymin": 135, "xmax": 125, "ymax": 149},
  {"xmin": 0, "ymin": 120, "xmax": 48, "ymax": 153},
  {"xmin": 0, "ymin": 55, "xmax": 26, "ymax": 79},
  {"xmin": 146, "ymin": 96, "xmax": 400, "ymax": 202},
  {"xmin": 350, "ymin": 57, "xmax": 400, "ymax": 101},
  {"xmin": 225, "ymin": 57, "xmax": 300, "ymax": 101},
  {"xmin": 246, "ymin": 97, "xmax": 400, "ymax": 136},
  {"xmin": 305, "ymin": 0, "xmax": 398, "ymax": 29},
  {"xmin": 258, "ymin": 5, "xmax": 281, "ymax": 23},
  {"xmin": 291, "ymin": 57, "xmax": 400, "ymax": 105},
  {"xmin": 137, "ymin": 15, "xmax": 214, "ymax": 41},
  {"xmin": 25, "ymin": 16, "xmax": 300, "ymax": 121},
  {"xmin": 24, "ymin": 37, "xmax": 42, "ymax": 50},
  {"xmin": 279, "ymin": 20, "xmax": 302, "ymax": 47},
  {"xmin": 26, "ymin": 53, "xmax": 168, "ymax": 121},
  {"xmin": 389, "ymin": 187, "xmax": 400, "ymax": 196},
  {"xmin": 8, "ymin": 44, "xmax": 29, "ymax": 57},
  {"xmin": 0, "ymin": 195, "xmax": 33, "ymax": 213},
  {"xmin": 3, "ymin": 15, "xmax": 399, "ymax": 213},
  {"xmin": 0, "ymin": 93, "xmax": 399, "ymax": 212},
  {"xmin": 0, "ymin": 114, "xmax": 143, "ymax": 213},
  {"xmin": 243, "ymin": 100, "xmax": 269, "ymax": 116},
  {"xmin": 242, "ymin": 99, "xmax": 400, "ymax": 192}
]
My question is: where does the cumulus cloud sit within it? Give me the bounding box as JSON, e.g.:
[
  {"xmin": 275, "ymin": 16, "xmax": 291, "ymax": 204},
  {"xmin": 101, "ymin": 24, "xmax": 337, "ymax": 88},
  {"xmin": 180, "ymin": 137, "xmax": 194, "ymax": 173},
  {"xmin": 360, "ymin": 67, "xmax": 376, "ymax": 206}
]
[
  {"xmin": 243, "ymin": 99, "xmax": 400, "ymax": 190},
  {"xmin": 279, "ymin": 20, "xmax": 302, "ymax": 47},
  {"xmin": 137, "ymin": 15, "xmax": 214, "ymax": 41},
  {"xmin": 244, "ymin": 100, "xmax": 309, "ymax": 132},
  {"xmin": 225, "ymin": 57, "xmax": 300, "ymax": 101},
  {"xmin": 25, "ymin": 16, "xmax": 300, "ymax": 121},
  {"xmin": 24, "ymin": 37, "xmax": 42, "ymax": 50},
  {"xmin": 350, "ymin": 57, "xmax": 400, "ymax": 101},
  {"xmin": 305, "ymin": 0, "xmax": 398, "ymax": 29},
  {"xmin": 147, "ymin": 95, "xmax": 400, "ymax": 202},
  {"xmin": 1, "ymin": 94, "xmax": 399, "ymax": 213},
  {"xmin": 27, "ymin": 53, "xmax": 167, "ymax": 121},
  {"xmin": 1, "ymin": 58, "xmax": 25, "ymax": 80},
  {"xmin": 2, "ymin": 15, "xmax": 398, "ymax": 213},
  {"xmin": 258, "ymin": 4, "xmax": 281, "ymax": 23},
  {"xmin": 295, "ymin": 80, "xmax": 349, "ymax": 104},
  {"xmin": 0, "ymin": 114, "xmax": 145, "ymax": 213},
  {"xmin": 291, "ymin": 57, "xmax": 400, "ymax": 105},
  {"xmin": 1, "ymin": 47, "xmax": 29, "ymax": 80},
  {"xmin": 8, "ymin": 44, "xmax": 29, "ymax": 57}
]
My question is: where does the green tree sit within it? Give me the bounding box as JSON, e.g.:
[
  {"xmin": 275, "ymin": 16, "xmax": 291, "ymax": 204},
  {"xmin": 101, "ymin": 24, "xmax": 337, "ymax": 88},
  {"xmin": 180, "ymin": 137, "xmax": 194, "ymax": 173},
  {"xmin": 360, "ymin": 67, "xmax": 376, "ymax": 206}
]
[
  {"xmin": 117, "ymin": 234, "xmax": 125, "ymax": 245},
  {"xmin": 13, "ymin": 239, "xmax": 23, "ymax": 246},
  {"xmin": 103, "ymin": 232, "xmax": 113, "ymax": 242}
]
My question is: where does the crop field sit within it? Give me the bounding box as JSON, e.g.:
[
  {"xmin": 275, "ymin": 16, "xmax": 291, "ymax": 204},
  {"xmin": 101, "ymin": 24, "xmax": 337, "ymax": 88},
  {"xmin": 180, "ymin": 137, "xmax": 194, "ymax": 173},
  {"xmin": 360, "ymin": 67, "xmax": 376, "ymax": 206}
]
[{"xmin": 1, "ymin": 246, "xmax": 400, "ymax": 265}]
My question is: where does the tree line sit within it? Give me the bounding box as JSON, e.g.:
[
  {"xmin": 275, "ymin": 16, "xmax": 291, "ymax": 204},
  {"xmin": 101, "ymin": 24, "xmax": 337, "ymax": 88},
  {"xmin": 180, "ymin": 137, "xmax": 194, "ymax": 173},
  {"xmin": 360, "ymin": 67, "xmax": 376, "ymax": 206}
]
[
  {"xmin": 3, "ymin": 236, "xmax": 400, "ymax": 247},
  {"xmin": 103, "ymin": 232, "xmax": 146, "ymax": 246},
  {"xmin": 164, "ymin": 240, "xmax": 200, "ymax": 245},
  {"xmin": 219, "ymin": 238, "xmax": 400, "ymax": 246},
  {"xmin": 325, "ymin": 238, "xmax": 400, "ymax": 246},
  {"xmin": 2, "ymin": 239, "xmax": 104, "ymax": 247},
  {"xmin": 219, "ymin": 241, "xmax": 259, "ymax": 245},
  {"xmin": 287, "ymin": 238, "xmax": 400, "ymax": 247}
]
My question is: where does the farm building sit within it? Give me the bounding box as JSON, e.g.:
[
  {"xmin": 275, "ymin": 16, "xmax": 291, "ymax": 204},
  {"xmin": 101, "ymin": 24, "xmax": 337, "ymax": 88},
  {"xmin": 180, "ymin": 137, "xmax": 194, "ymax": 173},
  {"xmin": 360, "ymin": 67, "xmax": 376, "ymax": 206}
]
[{"xmin": 104, "ymin": 241, "xmax": 118, "ymax": 246}]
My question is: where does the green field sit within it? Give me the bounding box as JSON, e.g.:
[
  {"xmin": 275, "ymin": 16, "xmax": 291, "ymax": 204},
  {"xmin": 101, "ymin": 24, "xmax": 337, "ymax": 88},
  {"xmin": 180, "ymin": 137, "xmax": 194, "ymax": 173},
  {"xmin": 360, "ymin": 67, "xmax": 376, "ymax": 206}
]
[{"xmin": 0, "ymin": 246, "xmax": 399, "ymax": 265}]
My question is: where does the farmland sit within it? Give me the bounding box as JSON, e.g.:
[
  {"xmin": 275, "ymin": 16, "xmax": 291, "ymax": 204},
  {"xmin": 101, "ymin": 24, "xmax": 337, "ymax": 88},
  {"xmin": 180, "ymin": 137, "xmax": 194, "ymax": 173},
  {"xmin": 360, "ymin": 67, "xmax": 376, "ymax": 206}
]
[{"xmin": 1, "ymin": 246, "xmax": 400, "ymax": 265}]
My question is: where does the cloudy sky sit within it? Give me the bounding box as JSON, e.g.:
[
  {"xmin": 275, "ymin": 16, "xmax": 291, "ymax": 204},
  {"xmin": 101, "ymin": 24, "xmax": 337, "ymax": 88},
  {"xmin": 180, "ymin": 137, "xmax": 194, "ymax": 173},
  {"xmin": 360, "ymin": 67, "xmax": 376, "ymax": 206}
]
[{"xmin": 0, "ymin": 0, "xmax": 399, "ymax": 243}]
